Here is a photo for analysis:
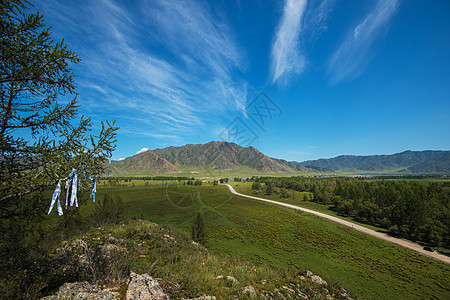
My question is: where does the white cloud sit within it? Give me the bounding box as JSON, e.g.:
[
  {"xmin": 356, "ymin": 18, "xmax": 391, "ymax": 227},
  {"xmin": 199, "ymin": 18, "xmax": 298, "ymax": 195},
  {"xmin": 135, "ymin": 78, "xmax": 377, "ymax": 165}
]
[
  {"xmin": 136, "ymin": 148, "xmax": 149, "ymax": 155},
  {"xmin": 42, "ymin": 0, "xmax": 250, "ymax": 139},
  {"xmin": 118, "ymin": 157, "xmax": 125, "ymax": 161},
  {"xmin": 143, "ymin": 0, "xmax": 249, "ymax": 114},
  {"xmin": 270, "ymin": 0, "xmax": 335, "ymax": 85},
  {"xmin": 302, "ymin": 0, "xmax": 335, "ymax": 41},
  {"xmin": 328, "ymin": 0, "xmax": 399, "ymax": 83},
  {"xmin": 270, "ymin": 0, "xmax": 308, "ymax": 84}
]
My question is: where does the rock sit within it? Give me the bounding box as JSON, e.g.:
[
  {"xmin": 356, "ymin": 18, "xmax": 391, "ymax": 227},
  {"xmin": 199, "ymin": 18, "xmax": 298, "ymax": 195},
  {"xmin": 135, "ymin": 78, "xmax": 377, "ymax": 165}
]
[
  {"xmin": 275, "ymin": 289, "xmax": 286, "ymax": 299},
  {"xmin": 163, "ymin": 234, "xmax": 177, "ymax": 243},
  {"xmin": 186, "ymin": 296, "xmax": 216, "ymax": 300},
  {"xmin": 299, "ymin": 275, "xmax": 306, "ymax": 281},
  {"xmin": 126, "ymin": 272, "xmax": 168, "ymax": 300},
  {"xmin": 41, "ymin": 281, "xmax": 118, "ymax": 300},
  {"xmin": 297, "ymin": 290, "xmax": 308, "ymax": 299},
  {"xmin": 306, "ymin": 270, "xmax": 313, "ymax": 277},
  {"xmin": 242, "ymin": 286, "xmax": 256, "ymax": 298},
  {"xmin": 215, "ymin": 275, "xmax": 238, "ymax": 287},
  {"xmin": 108, "ymin": 236, "xmax": 118, "ymax": 244},
  {"xmin": 281, "ymin": 285, "xmax": 295, "ymax": 296},
  {"xmin": 192, "ymin": 241, "xmax": 199, "ymax": 247},
  {"xmin": 310, "ymin": 275, "xmax": 327, "ymax": 286},
  {"xmin": 100, "ymin": 243, "xmax": 127, "ymax": 259},
  {"xmin": 216, "ymin": 275, "xmax": 237, "ymax": 284},
  {"xmin": 261, "ymin": 290, "xmax": 274, "ymax": 299}
]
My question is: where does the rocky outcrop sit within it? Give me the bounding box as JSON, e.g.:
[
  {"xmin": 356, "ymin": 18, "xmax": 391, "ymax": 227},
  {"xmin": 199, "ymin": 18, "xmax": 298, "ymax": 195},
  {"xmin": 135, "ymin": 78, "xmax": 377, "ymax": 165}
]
[
  {"xmin": 126, "ymin": 272, "xmax": 168, "ymax": 300},
  {"xmin": 305, "ymin": 270, "xmax": 327, "ymax": 286},
  {"xmin": 42, "ymin": 273, "xmax": 169, "ymax": 300},
  {"xmin": 42, "ymin": 272, "xmax": 222, "ymax": 300},
  {"xmin": 42, "ymin": 269, "xmax": 352, "ymax": 300},
  {"xmin": 41, "ymin": 282, "xmax": 119, "ymax": 300}
]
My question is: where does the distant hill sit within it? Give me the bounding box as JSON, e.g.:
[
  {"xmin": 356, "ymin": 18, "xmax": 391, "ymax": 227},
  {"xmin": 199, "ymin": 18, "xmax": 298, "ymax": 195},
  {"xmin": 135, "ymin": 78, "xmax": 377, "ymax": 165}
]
[
  {"xmin": 290, "ymin": 162, "xmax": 334, "ymax": 173},
  {"xmin": 299, "ymin": 150, "xmax": 450, "ymax": 174},
  {"xmin": 111, "ymin": 149, "xmax": 179, "ymax": 175},
  {"xmin": 111, "ymin": 141, "xmax": 315, "ymax": 175}
]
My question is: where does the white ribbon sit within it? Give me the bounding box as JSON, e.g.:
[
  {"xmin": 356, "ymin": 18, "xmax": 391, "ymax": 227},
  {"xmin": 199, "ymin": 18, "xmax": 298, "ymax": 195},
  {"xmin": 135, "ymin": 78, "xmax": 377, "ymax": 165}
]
[
  {"xmin": 48, "ymin": 152, "xmax": 112, "ymax": 215},
  {"xmin": 65, "ymin": 180, "xmax": 70, "ymax": 208},
  {"xmin": 70, "ymin": 170, "xmax": 78, "ymax": 207},
  {"xmin": 48, "ymin": 180, "xmax": 63, "ymax": 216}
]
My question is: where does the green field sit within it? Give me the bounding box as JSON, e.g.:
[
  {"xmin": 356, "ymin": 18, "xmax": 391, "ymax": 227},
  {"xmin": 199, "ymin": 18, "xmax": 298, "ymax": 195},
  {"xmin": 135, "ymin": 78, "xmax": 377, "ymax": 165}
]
[
  {"xmin": 108, "ymin": 167, "xmax": 322, "ymax": 179},
  {"xmin": 228, "ymin": 181, "xmax": 390, "ymax": 233},
  {"xmin": 81, "ymin": 182, "xmax": 450, "ymax": 300}
]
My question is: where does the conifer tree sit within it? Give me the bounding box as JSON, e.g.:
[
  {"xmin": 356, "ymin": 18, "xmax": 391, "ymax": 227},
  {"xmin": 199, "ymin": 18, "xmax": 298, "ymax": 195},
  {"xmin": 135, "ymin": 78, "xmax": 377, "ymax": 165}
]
[
  {"xmin": 192, "ymin": 213, "xmax": 206, "ymax": 244},
  {"xmin": 0, "ymin": 0, "xmax": 118, "ymax": 237}
]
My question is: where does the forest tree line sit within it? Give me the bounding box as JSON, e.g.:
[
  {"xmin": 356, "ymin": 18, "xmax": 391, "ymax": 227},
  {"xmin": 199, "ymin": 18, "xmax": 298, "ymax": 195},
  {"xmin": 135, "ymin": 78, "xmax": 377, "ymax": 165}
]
[{"xmin": 253, "ymin": 177, "xmax": 449, "ymax": 248}]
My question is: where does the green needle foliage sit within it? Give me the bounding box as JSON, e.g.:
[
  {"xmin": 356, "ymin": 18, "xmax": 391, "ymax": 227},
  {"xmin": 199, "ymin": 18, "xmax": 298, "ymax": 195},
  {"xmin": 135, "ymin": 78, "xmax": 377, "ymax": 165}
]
[
  {"xmin": 0, "ymin": 0, "xmax": 118, "ymax": 265},
  {"xmin": 192, "ymin": 213, "xmax": 206, "ymax": 245}
]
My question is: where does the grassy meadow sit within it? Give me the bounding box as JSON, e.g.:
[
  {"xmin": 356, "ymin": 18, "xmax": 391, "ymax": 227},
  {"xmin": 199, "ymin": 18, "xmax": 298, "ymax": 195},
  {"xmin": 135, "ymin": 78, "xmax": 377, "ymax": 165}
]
[
  {"xmin": 228, "ymin": 181, "xmax": 390, "ymax": 233},
  {"xmin": 78, "ymin": 180, "xmax": 450, "ymax": 300}
]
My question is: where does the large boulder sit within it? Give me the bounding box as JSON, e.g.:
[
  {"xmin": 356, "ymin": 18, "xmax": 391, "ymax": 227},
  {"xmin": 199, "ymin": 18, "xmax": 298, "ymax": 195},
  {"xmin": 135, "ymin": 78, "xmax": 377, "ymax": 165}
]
[{"xmin": 126, "ymin": 272, "xmax": 168, "ymax": 300}]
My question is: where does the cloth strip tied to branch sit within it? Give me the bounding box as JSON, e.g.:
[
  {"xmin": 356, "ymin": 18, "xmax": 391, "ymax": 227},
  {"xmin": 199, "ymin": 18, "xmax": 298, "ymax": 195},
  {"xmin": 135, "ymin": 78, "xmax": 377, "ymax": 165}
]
[{"xmin": 48, "ymin": 154, "xmax": 111, "ymax": 216}]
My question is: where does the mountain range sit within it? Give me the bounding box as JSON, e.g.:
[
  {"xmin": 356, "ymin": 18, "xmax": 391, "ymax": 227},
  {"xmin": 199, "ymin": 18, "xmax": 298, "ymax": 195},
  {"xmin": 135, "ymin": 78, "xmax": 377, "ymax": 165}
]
[
  {"xmin": 111, "ymin": 141, "xmax": 313, "ymax": 175},
  {"xmin": 111, "ymin": 143, "xmax": 450, "ymax": 176},
  {"xmin": 299, "ymin": 150, "xmax": 450, "ymax": 174}
]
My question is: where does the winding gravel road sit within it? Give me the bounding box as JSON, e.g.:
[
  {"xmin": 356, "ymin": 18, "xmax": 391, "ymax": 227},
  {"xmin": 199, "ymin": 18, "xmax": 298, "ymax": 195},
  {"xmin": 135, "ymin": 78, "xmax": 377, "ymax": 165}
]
[{"xmin": 225, "ymin": 184, "xmax": 450, "ymax": 264}]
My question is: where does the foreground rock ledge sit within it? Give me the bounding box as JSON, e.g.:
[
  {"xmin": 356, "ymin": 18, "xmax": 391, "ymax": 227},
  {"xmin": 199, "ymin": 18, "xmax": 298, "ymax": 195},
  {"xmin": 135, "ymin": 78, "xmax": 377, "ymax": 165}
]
[
  {"xmin": 41, "ymin": 281, "xmax": 119, "ymax": 300},
  {"xmin": 41, "ymin": 272, "xmax": 218, "ymax": 300}
]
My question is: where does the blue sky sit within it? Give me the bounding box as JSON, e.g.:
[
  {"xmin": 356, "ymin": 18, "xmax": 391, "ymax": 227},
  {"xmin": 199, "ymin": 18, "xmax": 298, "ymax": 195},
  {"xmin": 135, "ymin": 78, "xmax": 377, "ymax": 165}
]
[{"xmin": 33, "ymin": 0, "xmax": 450, "ymax": 161}]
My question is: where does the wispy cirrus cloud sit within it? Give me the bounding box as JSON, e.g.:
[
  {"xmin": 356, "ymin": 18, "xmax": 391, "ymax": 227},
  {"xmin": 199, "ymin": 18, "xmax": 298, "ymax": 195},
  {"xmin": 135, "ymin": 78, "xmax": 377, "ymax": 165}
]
[
  {"xmin": 328, "ymin": 0, "xmax": 399, "ymax": 83},
  {"xmin": 270, "ymin": 0, "xmax": 307, "ymax": 84},
  {"xmin": 142, "ymin": 0, "xmax": 249, "ymax": 114},
  {"xmin": 39, "ymin": 0, "xmax": 249, "ymax": 141},
  {"xmin": 302, "ymin": 0, "xmax": 335, "ymax": 41},
  {"xmin": 270, "ymin": 0, "xmax": 335, "ymax": 85}
]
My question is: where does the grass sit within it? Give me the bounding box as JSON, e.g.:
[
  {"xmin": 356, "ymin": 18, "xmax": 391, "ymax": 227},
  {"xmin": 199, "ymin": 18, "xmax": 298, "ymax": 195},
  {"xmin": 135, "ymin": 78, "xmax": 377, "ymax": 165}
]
[
  {"xmin": 76, "ymin": 182, "xmax": 450, "ymax": 300},
  {"xmin": 229, "ymin": 182, "xmax": 389, "ymax": 233},
  {"xmin": 109, "ymin": 166, "xmax": 323, "ymax": 179},
  {"xmin": 51, "ymin": 219, "xmax": 341, "ymax": 299}
]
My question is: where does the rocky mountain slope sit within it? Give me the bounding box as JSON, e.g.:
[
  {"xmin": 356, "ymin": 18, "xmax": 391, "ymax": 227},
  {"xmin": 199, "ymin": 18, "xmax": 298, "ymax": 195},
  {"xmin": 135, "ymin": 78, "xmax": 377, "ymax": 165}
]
[
  {"xmin": 299, "ymin": 150, "xmax": 450, "ymax": 173},
  {"xmin": 111, "ymin": 149, "xmax": 180, "ymax": 174},
  {"xmin": 112, "ymin": 141, "xmax": 315, "ymax": 175}
]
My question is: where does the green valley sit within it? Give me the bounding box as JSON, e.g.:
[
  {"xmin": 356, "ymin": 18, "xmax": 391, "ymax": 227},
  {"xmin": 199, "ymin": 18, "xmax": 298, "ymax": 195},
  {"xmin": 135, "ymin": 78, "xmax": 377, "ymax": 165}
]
[{"xmin": 80, "ymin": 182, "xmax": 449, "ymax": 300}]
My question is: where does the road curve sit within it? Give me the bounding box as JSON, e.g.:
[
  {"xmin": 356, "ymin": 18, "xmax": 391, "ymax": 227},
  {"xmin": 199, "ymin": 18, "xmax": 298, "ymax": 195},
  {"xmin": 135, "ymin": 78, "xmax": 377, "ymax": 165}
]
[{"xmin": 224, "ymin": 184, "xmax": 450, "ymax": 264}]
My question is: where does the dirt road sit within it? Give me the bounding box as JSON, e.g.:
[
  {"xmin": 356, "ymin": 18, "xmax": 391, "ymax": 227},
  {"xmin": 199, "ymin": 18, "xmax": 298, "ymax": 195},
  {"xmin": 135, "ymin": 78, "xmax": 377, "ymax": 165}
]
[{"xmin": 225, "ymin": 184, "xmax": 450, "ymax": 264}]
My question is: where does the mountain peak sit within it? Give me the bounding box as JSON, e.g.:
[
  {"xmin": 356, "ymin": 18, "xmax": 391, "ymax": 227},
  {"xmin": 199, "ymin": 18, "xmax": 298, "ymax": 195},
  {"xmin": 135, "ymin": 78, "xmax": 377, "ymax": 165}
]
[{"xmin": 111, "ymin": 141, "xmax": 317, "ymax": 175}]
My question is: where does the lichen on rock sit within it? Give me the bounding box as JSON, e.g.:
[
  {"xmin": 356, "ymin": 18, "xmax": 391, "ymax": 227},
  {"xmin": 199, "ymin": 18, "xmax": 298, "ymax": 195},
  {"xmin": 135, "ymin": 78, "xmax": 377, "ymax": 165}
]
[{"xmin": 126, "ymin": 271, "xmax": 168, "ymax": 300}]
